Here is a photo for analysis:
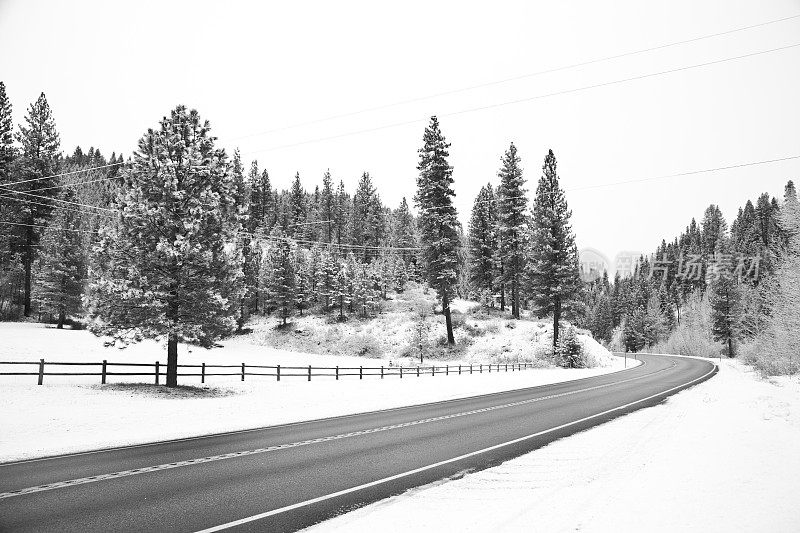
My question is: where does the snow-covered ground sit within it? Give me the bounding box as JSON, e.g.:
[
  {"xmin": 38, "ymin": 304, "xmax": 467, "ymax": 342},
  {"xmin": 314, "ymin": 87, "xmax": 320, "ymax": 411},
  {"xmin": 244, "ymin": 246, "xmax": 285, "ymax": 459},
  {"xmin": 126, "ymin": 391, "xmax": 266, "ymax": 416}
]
[
  {"xmin": 0, "ymin": 322, "xmax": 629, "ymax": 462},
  {"xmin": 306, "ymin": 358, "xmax": 800, "ymax": 533}
]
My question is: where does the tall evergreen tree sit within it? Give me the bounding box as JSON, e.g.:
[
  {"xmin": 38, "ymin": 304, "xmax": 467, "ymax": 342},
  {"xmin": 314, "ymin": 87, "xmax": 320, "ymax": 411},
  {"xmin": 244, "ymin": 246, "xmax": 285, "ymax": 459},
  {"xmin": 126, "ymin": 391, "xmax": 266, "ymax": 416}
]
[
  {"xmin": 496, "ymin": 142, "xmax": 527, "ymax": 318},
  {"xmin": 288, "ymin": 172, "xmax": 306, "ymax": 239},
  {"xmin": 351, "ymin": 172, "xmax": 384, "ymax": 260},
  {"xmin": 320, "ymin": 170, "xmax": 335, "ymax": 244},
  {"xmin": 32, "ymin": 189, "xmax": 86, "ymax": 328},
  {"xmin": 267, "ymin": 229, "xmax": 296, "ymax": 326},
  {"xmin": 0, "ymin": 81, "xmax": 16, "ymax": 272},
  {"xmin": 11, "ymin": 92, "xmax": 61, "ymax": 316},
  {"xmin": 87, "ymin": 106, "xmax": 243, "ymax": 387},
  {"xmin": 710, "ymin": 272, "xmax": 742, "ymax": 357},
  {"xmin": 415, "ymin": 116, "xmax": 460, "ymax": 345},
  {"xmin": 468, "ymin": 184, "xmax": 498, "ymax": 304},
  {"xmin": 333, "ymin": 180, "xmax": 349, "ymax": 246},
  {"xmin": 526, "ymin": 149, "xmax": 582, "ymax": 349},
  {"xmin": 392, "ymin": 197, "xmax": 417, "ymax": 266}
]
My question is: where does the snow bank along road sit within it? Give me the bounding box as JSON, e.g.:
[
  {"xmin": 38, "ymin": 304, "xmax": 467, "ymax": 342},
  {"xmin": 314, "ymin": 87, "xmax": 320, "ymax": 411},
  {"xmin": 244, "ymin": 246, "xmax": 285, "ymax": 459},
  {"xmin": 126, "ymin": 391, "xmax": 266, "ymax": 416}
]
[{"xmin": 0, "ymin": 354, "xmax": 716, "ymax": 533}]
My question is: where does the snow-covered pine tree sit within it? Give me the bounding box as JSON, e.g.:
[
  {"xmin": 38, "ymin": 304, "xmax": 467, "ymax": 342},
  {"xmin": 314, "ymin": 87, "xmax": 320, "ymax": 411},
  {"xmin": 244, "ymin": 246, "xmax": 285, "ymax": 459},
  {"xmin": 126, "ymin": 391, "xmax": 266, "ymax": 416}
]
[
  {"xmin": 351, "ymin": 172, "xmax": 384, "ymax": 261},
  {"xmin": 710, "ymin": 272, "xmax": 742, "ymax": 357},
  {"xmin": 331, "ymin": 257, "xmax": 351, "ymax": 320},
  {"xmin": 0, "ymin": 81, "xmax": 15, "ymax": 273},
  {"xmin": 393, "ymin": 197, "xmax": 416, "ymax": 267},
  {"xmin": 527, "ymin": 149, "xmax": 582, "ymax": 349},
  {"xmin": 10, "ymin": 92, "xmax": 61, "ymax": 316},
  {"xmin": 497, "ymin": 143, "xmax": 527, "ymax": 318},
  {"xmin": 392, "ymin": 255, "xmax": 409, "ymax": 292},
  {"xmin": 267, "ymin": 229, "xmax": 296, "ymax": 326},
  {"xmin": 333, "ymin": 180, "xmax": 350, "ymax": 246},
  {"xmin": 32, "ymin": 188, "xmax": 86, "ymax": 328},
  {"xmin": 320, "ymin": 170, "xmax": 335, "ymax": 244},
  {"xmin": 261, "ymin": 169, "xmax": 275, "ymax": 232},
  {"xmin": 468, "ymin": 183, "xmax": 498, "ymax": 307},
  {"xmin": 87, "ymin": 106, "xmax": 243, "ymax": 387},
  {"xmin": 316, "ymin": 247, "xmax": 336, "ymax": 310},
  {"xmin": 294, "ymin": 247, "xmax": 310, "ymax": 316},
  {"xmin": 288, "ymin": 172, "xmax": 307, "ymax": 240},
  {"xmin": 231, "ymin": 150, "xmax": 251, "ymax": 331},
  {"xmin": 415, "ymin": 116, "xmax": 460, "ymax": 345}
]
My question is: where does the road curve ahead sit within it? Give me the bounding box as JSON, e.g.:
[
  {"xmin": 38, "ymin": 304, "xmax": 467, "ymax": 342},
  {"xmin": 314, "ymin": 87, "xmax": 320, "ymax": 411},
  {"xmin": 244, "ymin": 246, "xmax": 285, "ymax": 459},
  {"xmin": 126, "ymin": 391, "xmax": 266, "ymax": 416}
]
[{"xmin": 0, "ymin": 354, "xmax": 716, "ymax": 533}]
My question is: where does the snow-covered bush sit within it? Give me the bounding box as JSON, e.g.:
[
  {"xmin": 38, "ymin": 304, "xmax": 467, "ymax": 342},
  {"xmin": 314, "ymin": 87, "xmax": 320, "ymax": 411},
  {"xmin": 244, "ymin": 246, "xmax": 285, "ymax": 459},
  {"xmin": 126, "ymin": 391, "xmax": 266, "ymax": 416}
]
[{"xmin": 556, "ymin": 326, "xmax": 587, "ymax": 368}]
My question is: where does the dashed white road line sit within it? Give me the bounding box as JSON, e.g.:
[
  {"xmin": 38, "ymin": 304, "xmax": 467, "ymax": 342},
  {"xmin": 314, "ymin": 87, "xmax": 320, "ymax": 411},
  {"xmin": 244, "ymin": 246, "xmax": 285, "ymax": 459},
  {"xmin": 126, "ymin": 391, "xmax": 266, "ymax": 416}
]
[{"xmin": 0, "ymin": 362, "xmax": 675, "ymax": 501}]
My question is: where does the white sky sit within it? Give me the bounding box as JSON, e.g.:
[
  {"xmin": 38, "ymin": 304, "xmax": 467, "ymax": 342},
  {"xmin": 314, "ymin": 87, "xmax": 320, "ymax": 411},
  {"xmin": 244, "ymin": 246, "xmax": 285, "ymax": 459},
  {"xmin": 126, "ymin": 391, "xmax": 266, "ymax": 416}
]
[{"xmin": 1, "ymin": 0, "xmax": 799, "ymax": 262}]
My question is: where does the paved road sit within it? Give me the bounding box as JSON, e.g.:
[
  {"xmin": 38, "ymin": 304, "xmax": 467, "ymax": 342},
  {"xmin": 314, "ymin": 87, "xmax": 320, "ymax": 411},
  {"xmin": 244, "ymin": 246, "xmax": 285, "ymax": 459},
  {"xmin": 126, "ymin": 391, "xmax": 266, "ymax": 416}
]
[{"xmin": 0, "ymin": 354, "xmax": 716, "ymax": 533}]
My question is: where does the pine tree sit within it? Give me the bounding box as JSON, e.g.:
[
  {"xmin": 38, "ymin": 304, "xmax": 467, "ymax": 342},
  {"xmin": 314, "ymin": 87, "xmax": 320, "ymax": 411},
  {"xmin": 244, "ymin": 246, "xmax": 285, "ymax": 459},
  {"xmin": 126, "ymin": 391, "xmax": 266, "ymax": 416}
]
[
  {"xmin": 32, "ymin": 189, "xmax": 86, "ymax": 328},
  {"xmin": 333, "ymin": 180, "xmax": 349, "ymax": 246},
  {"xmin": 0, "ymin": 81, "xmax": 16, "ymax": 273},
  {"xmin": 294, "ymin": 248, "xmax": 310, "ymax": 316},
  {"xmin": 331, "ymin": 258, "xmax": 351, "ymax": 320},
  {"xmin": 392, "ymin": 197, "xmax": 416, "ymax": 266},
  {"xmin": 351, "ymin": 172, "xmax": 384, "ymax": 261},
  {"xmin": 497, "ymin": 143, "xmax": 527, "ymax": 318},
  {"xmin": 710, "ymin": 272, "xmax": 742, "ymax": 357},
  {"xmin": 267, "ymin": 230, "xmax": 296, "ymax": 326},
  {"xmin": 87, "ymin": 106, "xmax": 243, "ymax": 387},
  {"xmin": 316, "ymin": 247, "xmax": 337, "ymax": 310},
  {"xmin": 288, "ymin": 172, "xmax": 306, "ymax": 239},
  {"xmin": 415, "ymin": 116, "xmax": 460, "ymax": 345},
  {"xmin": 468, "ymin": 184, "xmax": 498, "ymax": 305},
  {"xmin": 320, "ymin": 170, "xmax": 335, "ymax": 244},
  {"xmin": 231, "ymin": 150, "xmax": 251, "ymax": 330},
  {"xmin": 527, "ymin": 149, "xmax": 582, "ymax": 349},
  {"xmin": 11, "ymin": 92, "xmax": 61, "ymax": 316}
]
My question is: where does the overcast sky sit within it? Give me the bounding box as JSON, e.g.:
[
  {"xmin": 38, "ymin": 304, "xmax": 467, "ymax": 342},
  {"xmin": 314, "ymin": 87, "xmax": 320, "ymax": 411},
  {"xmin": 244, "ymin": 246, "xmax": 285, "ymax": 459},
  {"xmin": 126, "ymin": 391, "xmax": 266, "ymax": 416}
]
[{"xmin": 1, "ymin": 0, "xmax": 799, "ymax": 265}]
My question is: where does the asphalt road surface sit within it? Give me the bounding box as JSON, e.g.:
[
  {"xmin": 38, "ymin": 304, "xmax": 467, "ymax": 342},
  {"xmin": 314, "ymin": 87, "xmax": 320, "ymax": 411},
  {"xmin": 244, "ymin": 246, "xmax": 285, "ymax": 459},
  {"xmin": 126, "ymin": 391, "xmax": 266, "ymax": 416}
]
[{"xmin": 0, "ymin": 353, "xmax": 716, "ymax": 533}]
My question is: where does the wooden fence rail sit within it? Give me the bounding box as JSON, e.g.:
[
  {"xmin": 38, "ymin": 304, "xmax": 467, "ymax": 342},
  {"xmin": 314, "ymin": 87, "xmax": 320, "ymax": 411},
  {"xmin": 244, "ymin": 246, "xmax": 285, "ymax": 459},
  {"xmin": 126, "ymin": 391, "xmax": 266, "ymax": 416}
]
[{"xmin": 0, "ymin": 359, "xmax": 535, "ymax": 386}]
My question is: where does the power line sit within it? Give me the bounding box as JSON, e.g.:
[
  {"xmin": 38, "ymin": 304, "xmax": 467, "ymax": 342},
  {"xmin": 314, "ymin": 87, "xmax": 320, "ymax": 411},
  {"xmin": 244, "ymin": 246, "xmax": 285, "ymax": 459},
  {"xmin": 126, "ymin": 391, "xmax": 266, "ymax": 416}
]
[
  {"xmin": 0, "ymin": 161, "xmax": 125, "ymax": 188},
  {"xmin": 244, "ymin": 41, "xmax": 800, "ymax": 156},
  {"xmin": 6, "ymin": 37, "xmax": 800, "ymax": 192},
  {"xmin": 228, "ymin": 12, "xmax": 800, "ymax": 142},
  {"xmin": 0, "ymin": 220, "xmax": 98, "ymax": 234},
  {"xmin": 0, "ymin": 188, "xmax": 116, "ymax": 212},
  {"xmin": 462, "ymin": 154, "xmax": 800, "ymax": 207}
]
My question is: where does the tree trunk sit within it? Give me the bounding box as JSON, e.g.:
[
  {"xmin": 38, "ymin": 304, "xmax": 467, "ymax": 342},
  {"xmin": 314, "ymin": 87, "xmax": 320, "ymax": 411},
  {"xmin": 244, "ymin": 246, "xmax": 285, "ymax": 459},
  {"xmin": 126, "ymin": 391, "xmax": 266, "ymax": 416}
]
[
  {"xmin": 553, "ymin": 298, "xmax": 561, "ymax": 350},
  {"xmin": 23, "ymin": 226, "xmax": 33, "ymax": 317},
  {"xmin": 511, "ymin": 278, "xmax": 519, "ymax": 319},
  {"xmin": 728, "ymin": 336, "xmax": 734, "ymax": 358},
  {"xmin": 56, "ymin": 308, "xmax": 64, "ymax": 329},
  {"xmin": 166, "ymin": 333, "xmax": 178, "ymax": 387},
  {"xmin": 443, "ymin": 293, "xmax": 455, "ymax": 345}
]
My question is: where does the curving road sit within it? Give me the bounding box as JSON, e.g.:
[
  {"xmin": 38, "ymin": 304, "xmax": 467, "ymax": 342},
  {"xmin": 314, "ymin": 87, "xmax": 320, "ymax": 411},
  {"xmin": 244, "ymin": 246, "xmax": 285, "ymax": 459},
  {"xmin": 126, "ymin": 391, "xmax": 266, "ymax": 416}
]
[{"xmin": 0, "ymin": 353, "xmax": 716, "ymax": 533}]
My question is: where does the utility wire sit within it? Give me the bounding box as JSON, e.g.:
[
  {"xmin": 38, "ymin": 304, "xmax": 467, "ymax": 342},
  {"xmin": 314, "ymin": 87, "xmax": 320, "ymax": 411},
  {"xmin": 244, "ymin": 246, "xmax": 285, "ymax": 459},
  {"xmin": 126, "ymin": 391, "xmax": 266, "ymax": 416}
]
[
  {"xmin": 228, "ymin": 12, "xmax": 800, "ymax": 142},
  {"xmin": 244, "ymin": 42, "xmax": 800, "ymax": 156},
  {"xmin": 5, "ymin": 36, "xmax": 800, "ymax": 190}
]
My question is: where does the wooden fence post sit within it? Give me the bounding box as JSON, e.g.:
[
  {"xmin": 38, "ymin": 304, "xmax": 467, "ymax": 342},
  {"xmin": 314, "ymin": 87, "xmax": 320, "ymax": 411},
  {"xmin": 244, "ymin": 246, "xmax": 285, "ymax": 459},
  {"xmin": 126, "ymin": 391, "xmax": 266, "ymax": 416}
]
[
  {"xmin": 431, "ymin": 365, "xmax": 434, "ymax": 376},
  {"xmin": 277, "ymin": 365, "xmax": 281, "ymax": 381},
  {"xmin": 417, "ymin": 366, "xmax": 420, "ymax": 377},
  {"xmin": 359, "ymin": 366, "xmax": 363, "ymax": 380},
  {"xmin": 155, "ymin": 361, "xmax": 159, "ymax": 385},
  {"xmin": 308, "ymin": 365, "xmax": 311, "ymax": 382},
  {"xmin": 201, "ymin": 363, "xmax": 205, "ymax": 384},
  {"xmin": 101, "ymin": 360, "xmax": 107, "ymax": 384},
  {"xmin": 458, "ymin": 364, "xmax": 461, "ymax": 375},
  {"xmin": 241, "ymin": 363, "xmax": 245, "ymax": 381},
  {"xmin": 335, "ymin": 365, "xmax": 338, "ymax": 380},
  {"xmin": 446, "ymin": 365, "xmax": 449, "ymax": 376},
  {"xmin": 381, "ymin": 366, "xmax": 384, "ymax": 379},
  {"xmin": 488, "ymin": 364, "xmax": 491, "ymax": 373},
  {"xmin": 470, "ymin": 364, "xmax": 473, "ymax": 375},
  {"xmin": 479, "ymin": 364, "xmax": 482, "ymax": 374},
  {"xmin": 400, "ymin": 366, "xmax": 403, "ymax": 379},
  {"xmin": 38, "ymin": 359, "xmax": 44, "ymax": 385}
]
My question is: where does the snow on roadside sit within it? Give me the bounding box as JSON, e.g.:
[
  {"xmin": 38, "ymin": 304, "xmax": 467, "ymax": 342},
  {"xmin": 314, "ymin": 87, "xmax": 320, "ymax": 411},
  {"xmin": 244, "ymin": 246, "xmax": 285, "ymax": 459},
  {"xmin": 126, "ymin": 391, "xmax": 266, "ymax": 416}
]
[{"xmin": 305, "ymin": 358, "xmax": 800, "ymax": 533}]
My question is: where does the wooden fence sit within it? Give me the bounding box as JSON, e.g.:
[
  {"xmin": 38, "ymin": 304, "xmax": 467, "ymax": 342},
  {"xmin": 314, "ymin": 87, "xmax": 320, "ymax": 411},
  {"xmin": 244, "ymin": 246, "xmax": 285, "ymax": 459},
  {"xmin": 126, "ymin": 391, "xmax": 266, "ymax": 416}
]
[{"xmin": 0, "ymin": 359, "xmax": 536, "ymax": 386}]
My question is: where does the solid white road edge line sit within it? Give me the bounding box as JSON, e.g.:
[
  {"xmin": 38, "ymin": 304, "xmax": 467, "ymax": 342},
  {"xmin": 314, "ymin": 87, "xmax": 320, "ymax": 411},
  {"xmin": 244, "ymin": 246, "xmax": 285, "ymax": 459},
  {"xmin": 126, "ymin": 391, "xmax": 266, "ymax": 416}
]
[{"xmin": 193, "ymin": 361, "xmax": 717, "ymax": 533}]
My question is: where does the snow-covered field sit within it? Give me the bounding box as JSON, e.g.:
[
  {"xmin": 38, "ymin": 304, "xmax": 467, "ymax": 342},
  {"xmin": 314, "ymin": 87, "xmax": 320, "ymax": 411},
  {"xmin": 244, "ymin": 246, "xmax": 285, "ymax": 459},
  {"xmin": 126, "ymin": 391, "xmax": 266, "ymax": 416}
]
[
  {"xmin": 0, "ymin": 322, "xmax": 628, "ymax": 462},
  {"xmin": 307, "ymin": 358, "xmax": 800, "ymax": 533}
]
